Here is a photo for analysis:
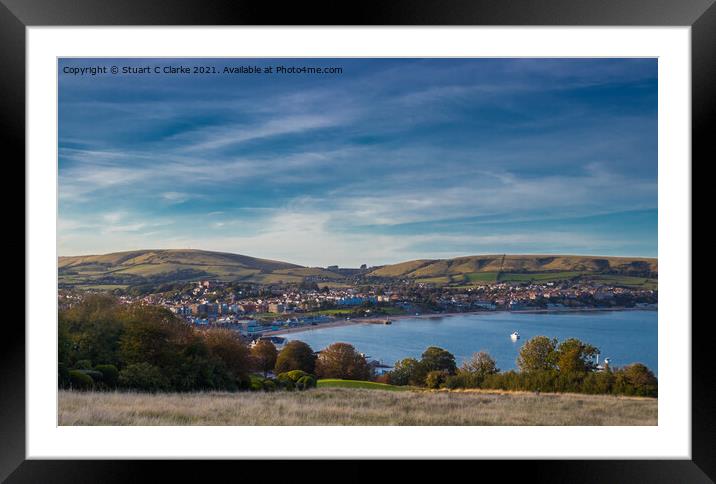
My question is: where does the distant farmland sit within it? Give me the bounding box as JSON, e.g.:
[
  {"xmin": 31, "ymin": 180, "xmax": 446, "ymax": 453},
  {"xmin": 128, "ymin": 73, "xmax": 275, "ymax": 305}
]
[
  {"xmin": 428, "ymin": 271, "xmax": 656, "ymax": 289},
  {"xmin": 58, "ymin": 249, "xmax": 657, "ymax": 289}
]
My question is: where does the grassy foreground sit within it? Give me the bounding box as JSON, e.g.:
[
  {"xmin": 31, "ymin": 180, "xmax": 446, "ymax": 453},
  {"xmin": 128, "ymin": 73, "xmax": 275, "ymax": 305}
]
[{"xmin": 59, "ymin": 388, "xmax": 657, "ymax": 426}]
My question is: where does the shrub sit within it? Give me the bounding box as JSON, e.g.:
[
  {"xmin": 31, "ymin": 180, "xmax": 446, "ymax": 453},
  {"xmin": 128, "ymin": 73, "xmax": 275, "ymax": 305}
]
[
  {"xmin": 75, "ymin": 359, "xmax": 93, "ymax": 370},
  {"xmin": 249, "ymin": 376, "xmax": 264, "ymax": 392},
  {"xmin": 374, "ymin": 373, "xmax": 391, "ymax": 385},
  {"xmin": 237, "ymin": 375, "xmax": 252, "ymax": 391},
  {"xmin": 296, "ymin": 375, "xmax": 317, "ymax": 390},
  {"xmin": 425, "ymin": 370, "xmax": 449, "ymax": 389},
  {"xmin": 262, "ymin": 379, "xmax": 276, "ymax": 392},
  {"xmin": 522, "ymin": 370, "xmax": 559, "ymax": 393},
  {"xmin": 284, "ymin": 370, "xmax": 309, "ymax": 382},
  {"xmin": 444, "ymin": 372, "xmax": 477, "ymax": 389},
  {"xmin": 554, "ymin": 371, "xmax": 585, "ymax": 393},
  {"xmin": 277, "ymin": 371, "xmax": 316, "ymax": 390},
  {"xmin": 279, "ymin": 379, "xmax": 295, "ymax": 391},
  {"xmin": 482, "ymin": 370, "xmax": 520, "ymax": 391},
  {"xmin": 118, "ymin": 363, "xmax": 169, "ymax": 391},
  {"xmin": 581, "ymin": 370, "xmax": 614, "ymax": 394},
  {"xmin": 80, "ymin": 369, "xmax": 104, "ymax": 382},
  {"xmin": 94, "ymin": 364, "xmax": 119, "ymax": 387},
  {"xmin": 68, "ymin": 370, "xmax": 94, "ymax": 390}
]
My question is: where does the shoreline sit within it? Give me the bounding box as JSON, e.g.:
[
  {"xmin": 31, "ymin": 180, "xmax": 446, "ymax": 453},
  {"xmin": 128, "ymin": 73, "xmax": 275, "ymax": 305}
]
[{"xmin": 264, "ymin": 306, "xmax": 656, "ymax": 336}]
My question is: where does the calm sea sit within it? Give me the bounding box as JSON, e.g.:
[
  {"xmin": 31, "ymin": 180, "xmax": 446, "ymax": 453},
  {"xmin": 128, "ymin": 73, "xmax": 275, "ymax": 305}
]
[{"xmin": 284, "ymin": 310, "xmax": 658, "ymax": 375}]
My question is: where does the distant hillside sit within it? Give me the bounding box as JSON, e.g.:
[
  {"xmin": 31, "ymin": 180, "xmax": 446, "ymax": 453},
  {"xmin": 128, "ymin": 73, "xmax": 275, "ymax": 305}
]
[
  {"xmin": 367, "ymin": 254, "xmax": 657, "ymax": 279},
  {"xmin": 58, "ymin": 249, "xmax": 342, "ymax": 287},
  {"xmin": 58, "ymin": 249, "xmax": 657, "ymax": 289}
]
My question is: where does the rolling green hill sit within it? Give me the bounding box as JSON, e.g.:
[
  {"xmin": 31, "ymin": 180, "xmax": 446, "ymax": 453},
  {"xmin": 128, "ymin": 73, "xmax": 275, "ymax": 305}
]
[
  {"xmin": 368, "ymin": 254, "xmax": 657, "ymax": 280},
  {"xmin": 58, "ymin": 249, "xmax": 657, "ymax": 289},
  {"xmin": 58, "ymin": 249, "xmax": 340, "ymax": 287}
]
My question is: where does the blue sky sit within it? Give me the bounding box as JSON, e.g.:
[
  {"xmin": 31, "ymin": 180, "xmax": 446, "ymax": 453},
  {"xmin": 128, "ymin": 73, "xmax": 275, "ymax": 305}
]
[{"xmin": 58, "ymin": 58, "xmax": 657, "ymax": 266}]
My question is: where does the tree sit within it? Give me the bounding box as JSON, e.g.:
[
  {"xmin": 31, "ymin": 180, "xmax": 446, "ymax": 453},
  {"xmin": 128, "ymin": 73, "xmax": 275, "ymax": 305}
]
[
  {"xmin": 250, "ymin": 340, "xmax": 278, "ymax": 377},
  {"xmin": 516, "ymin": 336, "xmax": 558, "ymax": 372},
  {"xmin": 204, "ymin": 328, "xmax": 251, "ymax": 385},
  {"xmin": 389, "ymin": 358, "xmax": 427, "ymax": 386},
  {"xmin": 460, "ymin": 351, "xmax": 499, "ymax": 385},
  {"xmin": 555, "ymin": 338, "xmax": 599, "ymax": 373},
  {"xmin": 274, "ymin": 340, "xmax": 316, "ymax": 374},
  {"xmin": 315, "ymin": 342, "xmax": 371, "ymax": 380},
  {"xmin": 420, "ymin": 346, "xmax": 457, "ymax": 375},
  {"xmin": 171, "ymin": 334, "xmax": 219, "ymax": 391},
  {"xmin": 614, "ymin": 363, "xmax": 658, "ymax": 397},
  {"xmin": 118, "ymin": 306, "xmax": 191, "ymax": 370},
  {"xmin": 461, "ymin": 351, "xmax": 499, "ymax": 376},
  {"xmin": 59, "ymin": 296, "xmax": 125, "ymax": 368}
]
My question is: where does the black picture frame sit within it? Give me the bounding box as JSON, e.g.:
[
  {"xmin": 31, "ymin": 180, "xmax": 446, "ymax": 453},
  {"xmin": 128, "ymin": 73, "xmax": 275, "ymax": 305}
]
[{"xmin": 4, "ymin": 0, "xmax": 711, "ymax": 481}]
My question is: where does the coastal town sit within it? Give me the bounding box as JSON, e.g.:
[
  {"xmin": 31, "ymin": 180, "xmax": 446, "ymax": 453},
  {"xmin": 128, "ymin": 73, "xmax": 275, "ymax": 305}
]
[{"xmin": 59, "ymin": 276, "xmax": 657, "ymax": 344}]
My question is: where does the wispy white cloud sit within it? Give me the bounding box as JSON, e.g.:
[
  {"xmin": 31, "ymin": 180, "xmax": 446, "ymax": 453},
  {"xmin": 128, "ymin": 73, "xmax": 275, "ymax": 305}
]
[
  {"xmin": 58, "ymin": 58, "xmax": 657, "ymax": 261},
  {"xmin": 172, "ymin": 114, "xmax": 345, "ymax": 152}
]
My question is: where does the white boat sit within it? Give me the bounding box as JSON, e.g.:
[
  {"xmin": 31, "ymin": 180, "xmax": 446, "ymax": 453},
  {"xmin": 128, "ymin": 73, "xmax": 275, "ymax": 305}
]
[
  {"xmin": 594, "ymin": 355, "xmax": 611, "ymax": 372},
  {"xmin": 510, "ymin": 331, "xmax": 520, "ymax": 341}
]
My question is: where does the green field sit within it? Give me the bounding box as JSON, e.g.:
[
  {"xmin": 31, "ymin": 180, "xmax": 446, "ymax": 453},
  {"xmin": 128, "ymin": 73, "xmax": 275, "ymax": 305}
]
[
  {"xmin": 257, "ymin": 307, "xmax": 407, "ymax": 321},
  {"xmin": 378, "ymin": 307, "xmax": 408, "ymax": 315},
  {"xmin": 465, "ymin": 272, "xmax": 499, "ymax": 283},
  {"xmin": 254, "ymin": 308, "xmax": 360, "ymax": 321},
  {"xmin": 498, "ymin": 271, "xmax": 585, "ymax": 282},
  {"xmin": 300, "ymin": 309, "xmax": 356, "ymax": 317},
  {"xmin": 317, "ymin": 379, "xmax": 411, "ymax": 391},
  {"xmin": 76, "ymin": 284, "xmax": 130, "ymax": 291},
  {"xmin": 383, "ymin": 265, "xmax": 657, "ymax": 289},
  {"xmin": 583, "ymin": 275, "xmax": 658, "ymax": 290},
  {"xmin": 416, "ymin": 276, "xmax": 451, "ymax": 285}
]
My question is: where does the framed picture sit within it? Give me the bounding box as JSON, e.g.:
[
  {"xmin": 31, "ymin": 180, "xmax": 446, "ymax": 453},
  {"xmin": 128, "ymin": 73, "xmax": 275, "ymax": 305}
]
[{"xmin": 7, "ymin": 0, "xmax": 711, "ymax": 479}]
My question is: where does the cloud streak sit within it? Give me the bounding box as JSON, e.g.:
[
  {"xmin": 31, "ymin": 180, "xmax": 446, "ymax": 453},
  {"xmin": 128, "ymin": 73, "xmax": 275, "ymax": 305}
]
[{"xmin": 58, "ymin": 58, "xmax": 658, "ymax": 263}]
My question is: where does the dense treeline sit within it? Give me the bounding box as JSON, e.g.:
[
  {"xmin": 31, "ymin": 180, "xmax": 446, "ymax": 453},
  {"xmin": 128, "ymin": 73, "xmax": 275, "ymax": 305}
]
[
  {"xmin": 59, "ymin": 295, "xmax": 254, "ymax": 391},
  {"xmin": 59, "ymin": 296, "xmax": 371, "ymax": 392},
  {"xmin": 60, "ymin": 296, "xmax": 656, "ymax": 397},
  {"xmin": 382, "ymin": 337, "xmax": 657, "ymax": 397}
]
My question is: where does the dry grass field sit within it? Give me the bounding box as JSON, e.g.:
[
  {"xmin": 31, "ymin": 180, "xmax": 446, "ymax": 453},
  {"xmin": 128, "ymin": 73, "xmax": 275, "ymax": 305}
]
[{"xmin": 59, "ymin": 388, "xmax": 657, "ymax": 426}]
